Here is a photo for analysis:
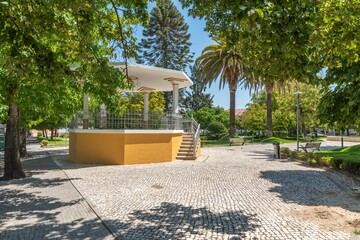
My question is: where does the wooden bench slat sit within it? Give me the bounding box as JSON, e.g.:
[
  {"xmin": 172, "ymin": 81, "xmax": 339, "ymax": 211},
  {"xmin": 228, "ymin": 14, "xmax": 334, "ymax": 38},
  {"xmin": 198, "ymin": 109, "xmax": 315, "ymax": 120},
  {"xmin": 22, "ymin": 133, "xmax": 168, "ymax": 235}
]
[
  {"xmin": 300, "ymin": 142, "xmax": 321, "ymax": 152},
  {"xmin": 229, "ymin": 137, "xmax": 253, "ymax": 146}
]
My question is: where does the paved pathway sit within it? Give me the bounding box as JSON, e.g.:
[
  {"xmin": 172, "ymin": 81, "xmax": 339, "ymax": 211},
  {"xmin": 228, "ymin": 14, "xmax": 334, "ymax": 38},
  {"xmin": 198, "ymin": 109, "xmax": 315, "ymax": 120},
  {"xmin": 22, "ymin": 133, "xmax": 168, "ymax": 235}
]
[
  {"xmin": 1, "ymin": 140, "xmax": 360, "ymax": 239},
  {"xmin": 0, "ymin": 141, "xmax": 114, "ymax": 240},
  {"xmin": 54, "ymin": 141, "xmax": 359, "ymax": 240}
]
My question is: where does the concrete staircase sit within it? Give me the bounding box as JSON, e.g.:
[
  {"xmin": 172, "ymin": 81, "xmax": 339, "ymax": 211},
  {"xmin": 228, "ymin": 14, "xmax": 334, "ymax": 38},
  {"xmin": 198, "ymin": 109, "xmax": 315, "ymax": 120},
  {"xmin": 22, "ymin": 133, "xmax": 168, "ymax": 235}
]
[{"xmin": 176, "ymin": 132, "xmax": 196, "ymax": 160}]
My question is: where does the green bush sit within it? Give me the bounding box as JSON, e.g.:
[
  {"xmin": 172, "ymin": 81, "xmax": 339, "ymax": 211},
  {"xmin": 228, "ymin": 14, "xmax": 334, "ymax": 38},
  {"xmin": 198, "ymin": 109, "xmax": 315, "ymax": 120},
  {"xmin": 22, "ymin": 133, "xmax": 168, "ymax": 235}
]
[
  {"xmin": 331, "ymin": 158, "xmax": 344, "ymax": 169},
  {"xmin": 341, "ymin": 161, "xmax": 360, "ymax": 175},
  {"xmin": 288, "ymin": 150, "xmax": 298, "ymax": 159},
  {"xmin": 308, "ymin": 158, "xmax": 318, "ymax": 166},
  {"xmin": 41, "ymin": 139, "xmax": 48, "ymax": 146},
  {"xmin": 283, "ymin": 149, "xmax": 359, "ymax": 176},
  {"xmin": 274, "ymin": 131, "xmax": 288, "ymax": 138},
  {"xmin": 318, "ymin": 156, "xmax": 332, "ymax": 167},
  {"xmin": 59, "ymin": 132, "xmax": 69, "ymax": 138},
  {"xmin": 296, "ymin": 151, "xmax": 308, "ymax": 161},
  {"xmin": 280, "ymin": 147, "xmax": 291, "ymax": 157},
  {"xmin": 207, "ymin": 121, "xmax": 227, "ymax": 139},
  {"xmin": 37, "ymin": 131, "xmax": 43, "ymax": 137}
]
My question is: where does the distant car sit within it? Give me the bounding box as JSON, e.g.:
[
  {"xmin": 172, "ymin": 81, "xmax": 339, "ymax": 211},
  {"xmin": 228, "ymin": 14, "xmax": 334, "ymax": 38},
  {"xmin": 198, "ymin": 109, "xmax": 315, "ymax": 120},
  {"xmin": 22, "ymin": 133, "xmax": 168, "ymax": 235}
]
[{"xmin": 349, "ymin": 130, "xmax": 357, "ymax": 135}]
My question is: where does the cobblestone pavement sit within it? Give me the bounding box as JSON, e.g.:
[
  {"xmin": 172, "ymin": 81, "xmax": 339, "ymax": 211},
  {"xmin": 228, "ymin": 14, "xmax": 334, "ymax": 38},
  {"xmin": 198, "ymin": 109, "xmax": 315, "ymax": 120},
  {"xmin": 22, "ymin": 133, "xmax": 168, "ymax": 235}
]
[
  {"xmin": 0, "ymin": 141, "xmax": 114, "ymax": 240},
  {"xmin": 47, "ymin": 140, "xmax": 360, "ymax": 240}
]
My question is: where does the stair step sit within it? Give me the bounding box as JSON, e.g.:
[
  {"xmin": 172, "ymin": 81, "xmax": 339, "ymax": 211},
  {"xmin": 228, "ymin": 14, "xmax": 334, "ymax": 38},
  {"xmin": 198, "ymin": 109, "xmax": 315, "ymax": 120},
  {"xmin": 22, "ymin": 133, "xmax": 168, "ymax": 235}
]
[
  {"xmin": 180, "ymin": 144, "xmax": 194, "ymax": 147},
  {"xmin": 175, "ymin": 133, "xmax": 197, "ymax": 161},
  {"xmin": 179, "ymin": 149, "xmax": 193, "ymax": 152},
  {"xmin": 177, "ymin": 152, "xmax": 193, "ymax": 157},
  {"xmin": 182, "ymin": 139, "xmax": 194, "ymax": 142},
  {"xmin": 176, "ymin": 156, "xmax": 196, "ymax": 160},
  {"xmin": 178, "ymin": 149, "xmax": 192, "ymax": 152}
]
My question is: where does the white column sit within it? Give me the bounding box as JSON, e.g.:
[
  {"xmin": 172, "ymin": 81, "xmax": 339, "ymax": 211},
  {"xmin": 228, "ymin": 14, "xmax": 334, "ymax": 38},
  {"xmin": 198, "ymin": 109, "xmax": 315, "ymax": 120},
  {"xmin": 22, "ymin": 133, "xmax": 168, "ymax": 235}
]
[
  {"xmin": 143, "ymin": 92, "xmax": 149, "ymax": 128},
  {"xmin": 83, "ymin": 92, "xmax": 89, "ymax": 129},
  {"xmin": 100, "ymin": 104, "xmax": 107, "ymax": 129},
  {"xmin": 172, "ymin": 83, "xmax": 179, "ymax": 114}
]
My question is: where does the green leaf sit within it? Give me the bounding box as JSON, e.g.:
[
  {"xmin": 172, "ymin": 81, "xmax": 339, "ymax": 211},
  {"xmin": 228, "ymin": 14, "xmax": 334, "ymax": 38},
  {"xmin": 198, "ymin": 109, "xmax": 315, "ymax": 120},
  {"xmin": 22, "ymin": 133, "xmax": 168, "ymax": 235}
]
[{"xmin": 255, "ymin": 9, "xmax": 264, "ymax": 19}]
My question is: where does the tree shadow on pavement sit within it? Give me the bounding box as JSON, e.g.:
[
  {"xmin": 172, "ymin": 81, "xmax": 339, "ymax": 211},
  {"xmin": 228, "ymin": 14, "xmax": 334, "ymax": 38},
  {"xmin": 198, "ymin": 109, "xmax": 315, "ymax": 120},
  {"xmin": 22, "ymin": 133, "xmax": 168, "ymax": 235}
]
[
  {"xmin": 260, "ymin": 169, "xmax": 360, "ymax": 213},
  {"xmin": 114, "ymin": 202, "xmax": 260, "ymax": 240},
  {"xmin": 0, "ymin": 185, "xmax": 112, "ymax": 240},
  {"xmin": 243, "ymin": 149, "xmax": 274, "ymax": 160}
]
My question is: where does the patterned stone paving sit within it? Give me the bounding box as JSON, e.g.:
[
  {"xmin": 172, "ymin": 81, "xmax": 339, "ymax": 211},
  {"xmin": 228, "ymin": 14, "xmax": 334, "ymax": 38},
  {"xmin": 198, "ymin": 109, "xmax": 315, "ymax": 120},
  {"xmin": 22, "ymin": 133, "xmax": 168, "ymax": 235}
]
[{"xmin": 1, "ymin": 139, "xmax": 360, "ymax": 239}]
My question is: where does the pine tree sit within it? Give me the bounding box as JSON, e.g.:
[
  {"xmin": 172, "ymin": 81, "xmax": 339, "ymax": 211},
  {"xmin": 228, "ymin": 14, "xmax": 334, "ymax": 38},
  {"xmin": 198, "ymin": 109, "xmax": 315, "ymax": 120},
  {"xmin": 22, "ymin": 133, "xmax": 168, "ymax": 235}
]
[
  {"xmin": 138, "ymin": 0, "xmax": 193, "ymax": 111},
  {"xmin": 184, "ymin": 65, "xmax": 214, "ymax": 111}
]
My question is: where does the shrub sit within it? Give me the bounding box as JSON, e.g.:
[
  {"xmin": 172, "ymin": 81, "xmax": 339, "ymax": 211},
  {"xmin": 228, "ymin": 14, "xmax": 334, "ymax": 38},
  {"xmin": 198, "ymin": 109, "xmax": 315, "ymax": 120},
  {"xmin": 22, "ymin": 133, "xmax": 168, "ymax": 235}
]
[
  {"xmin": 288, "ymin": 150, "xmax": 299, "ymax": 159},
  {"xmin": 280, "ymin": 147, "xmax": 291, "ymax": 157},
  {"xmin": 341, "ymin": 161, "xmax": 360, "ymax": 175},
  {"xmin": 308, "ymin": 158, "xmax": 318, "ymax": 166},
  {"xmin": 41, "ymin": 140, "xmax": 48, "ymax": 146},
  {"xmin": 37, "ymin": 131, "xmax": 43, "ymax": 137},
  {"xmin": 59, "ymin": 132, "xmax": 69, "ymax": 138},
  {"xmin": 207, "ymin": 121, "xmax": 227, "ymax": 139},
  {"xmin": 331, "ymin": 158, "xmax": 344, "ymax": 169},
  {"xmin": 296, "ymin": 151, "xmax": 308, "ymax": 161},
  {"xmin": 318, "ymin": 156, "xmax": 332, "ymax": 167},
  {"xmin": 273, "ymin": 131, "xmax": 288, "ymax": 138}
]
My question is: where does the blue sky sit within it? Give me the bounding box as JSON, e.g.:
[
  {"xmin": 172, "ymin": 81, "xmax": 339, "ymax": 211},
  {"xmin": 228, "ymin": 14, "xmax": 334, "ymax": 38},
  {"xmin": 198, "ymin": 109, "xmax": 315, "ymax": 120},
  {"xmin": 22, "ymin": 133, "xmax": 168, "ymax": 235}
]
[{"xmin": 133, "ymin": 0, "xmax": 252, "ymax": 109}]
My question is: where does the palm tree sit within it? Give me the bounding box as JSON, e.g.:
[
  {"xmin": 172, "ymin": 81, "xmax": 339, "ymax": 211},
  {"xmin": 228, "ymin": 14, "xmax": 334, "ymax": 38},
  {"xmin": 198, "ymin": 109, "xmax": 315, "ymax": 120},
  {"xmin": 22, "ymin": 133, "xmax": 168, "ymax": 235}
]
[{"xmin": 196, "ymin": 38, "xmax": 246, "ymax": 137}]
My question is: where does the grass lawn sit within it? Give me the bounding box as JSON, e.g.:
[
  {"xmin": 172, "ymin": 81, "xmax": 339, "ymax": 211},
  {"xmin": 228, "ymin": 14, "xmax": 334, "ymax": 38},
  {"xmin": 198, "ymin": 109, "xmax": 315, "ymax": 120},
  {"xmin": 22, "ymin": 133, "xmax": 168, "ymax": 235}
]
[
  {"xmin": 316, "ymin": 145, "xmax": 360, "ymax": 163},
  {"xmin": 201, "ymin": 138, "xmax": 230, "ymax": 147},
  {"xmin": 201, "ymin": 136, "xmax": 326, "ymax": 147},
  {"xmin": 38, "ymin": 137, "xmax": 69, "ymax": 146},
  {"xmin": 253, "ymin": 137, "xmax": 296, "ymax": 143}
]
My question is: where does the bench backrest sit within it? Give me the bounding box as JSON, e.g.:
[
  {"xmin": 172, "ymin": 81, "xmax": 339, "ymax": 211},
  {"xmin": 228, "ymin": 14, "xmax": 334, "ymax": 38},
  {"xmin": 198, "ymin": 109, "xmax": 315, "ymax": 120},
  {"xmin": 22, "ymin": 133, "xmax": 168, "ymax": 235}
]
[
  {"xmin": 230, "ymin": 136, "xmax": 245, "ymax": 141},
  {"xmin": 305, "ymin": 142, "xmax": 321, "ymax": 148}
]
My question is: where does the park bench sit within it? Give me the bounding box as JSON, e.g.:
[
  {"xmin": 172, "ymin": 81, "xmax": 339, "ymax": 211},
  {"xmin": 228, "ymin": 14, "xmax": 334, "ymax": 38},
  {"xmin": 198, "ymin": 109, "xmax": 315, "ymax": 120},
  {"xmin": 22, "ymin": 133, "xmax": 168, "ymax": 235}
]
[
  {"xmin": 229, "ymin": 136, "xmax": 253, "ymax": 146},
  {"xmin": 300, "ymin": 142, "xmax": 321, "ymax": 152}
]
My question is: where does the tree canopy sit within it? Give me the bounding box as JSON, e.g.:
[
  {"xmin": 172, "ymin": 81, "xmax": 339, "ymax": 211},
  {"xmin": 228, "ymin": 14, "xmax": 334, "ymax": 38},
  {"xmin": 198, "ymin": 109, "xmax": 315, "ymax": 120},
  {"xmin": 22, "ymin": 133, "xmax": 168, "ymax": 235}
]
[
  {"xmin": 180, "ymin": 0, "xmax": 320, "ymax": 83},
  {"xmin": 0, "ymin": 0, "xmax": 149, "ymax": 179},
  {"xmin": 181, "ymin": 0, "xmax": 360, "ymax": 131},
  {"xmin": 184, "ymin": 65, "xmax": 214, "ymax": 111},
  {"xmin": 138, "ymin": 0, "xmax": 193, "ymax": 111}
]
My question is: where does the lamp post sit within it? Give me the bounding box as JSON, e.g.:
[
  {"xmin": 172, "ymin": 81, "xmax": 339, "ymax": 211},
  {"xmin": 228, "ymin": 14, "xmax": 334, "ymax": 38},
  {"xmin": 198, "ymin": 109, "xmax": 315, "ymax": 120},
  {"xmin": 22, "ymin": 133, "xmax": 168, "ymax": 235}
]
[{"xmin": 294, "ymin": 92, "xmax": 302, "ymax": 151}]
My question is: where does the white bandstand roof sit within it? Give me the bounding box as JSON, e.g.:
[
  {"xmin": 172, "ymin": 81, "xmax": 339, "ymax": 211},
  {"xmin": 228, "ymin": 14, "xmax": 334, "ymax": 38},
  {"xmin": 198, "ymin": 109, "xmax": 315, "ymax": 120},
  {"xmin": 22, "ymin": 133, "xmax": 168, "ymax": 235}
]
[{"xmin": 110, "ymin": 62, "xmax": 193, "ymax": 92}]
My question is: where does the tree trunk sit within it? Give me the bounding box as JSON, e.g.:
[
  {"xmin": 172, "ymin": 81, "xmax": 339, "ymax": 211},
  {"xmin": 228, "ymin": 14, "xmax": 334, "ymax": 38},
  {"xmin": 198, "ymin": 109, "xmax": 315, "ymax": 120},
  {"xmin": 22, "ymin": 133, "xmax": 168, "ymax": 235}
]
[
  {"xmin": 302, "ymin": 122, "xmax": 306, "ymax": 137},
  {"xmin": 265, "ymin": 83, "xmax": 274, "ymax": 137},
  {"xmin": 229, "ymin": 86, "xmax": 236, "ymax": 138},
  {"xmin": 19, "ymin": 128, "xmax": 28, "ymax": 158},
  {"xmin": 50, "ymin": 129, "xmax": 54, "ymax": 140},
  {"xmin": 3, "ymin": 102, "xmax": 26, "ymax": 180},
  {"xmin": 313, "ymin": 127, "xmax": 318, "ymax": 138}
]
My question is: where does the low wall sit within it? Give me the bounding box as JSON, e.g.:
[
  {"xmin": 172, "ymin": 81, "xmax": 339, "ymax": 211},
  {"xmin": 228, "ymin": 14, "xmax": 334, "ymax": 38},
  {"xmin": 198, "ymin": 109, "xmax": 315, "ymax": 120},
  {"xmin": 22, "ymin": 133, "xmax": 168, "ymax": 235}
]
[
  {"xmin": 69, "ymin": 129, "xmax": 183, "ymax": 165},
  {"xmin": 327, "ymin": 136, "xmax": 360, "ymax": 142}
]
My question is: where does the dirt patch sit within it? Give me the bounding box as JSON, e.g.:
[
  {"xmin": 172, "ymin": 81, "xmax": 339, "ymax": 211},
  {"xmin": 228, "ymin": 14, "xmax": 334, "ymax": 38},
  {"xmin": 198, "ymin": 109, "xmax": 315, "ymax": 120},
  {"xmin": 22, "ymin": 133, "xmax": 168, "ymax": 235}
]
[{"xmin": 289, "ymin": 192, "xmax": 360, "ymax": 232}]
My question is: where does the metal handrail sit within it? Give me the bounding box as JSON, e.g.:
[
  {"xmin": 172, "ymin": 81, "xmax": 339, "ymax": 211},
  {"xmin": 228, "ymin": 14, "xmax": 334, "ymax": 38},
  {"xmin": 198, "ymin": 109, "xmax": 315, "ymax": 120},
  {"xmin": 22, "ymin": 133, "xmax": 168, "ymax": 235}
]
[{"xmin": 192, "ymin": 118, "xmax": 201, "ymax": 157}]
